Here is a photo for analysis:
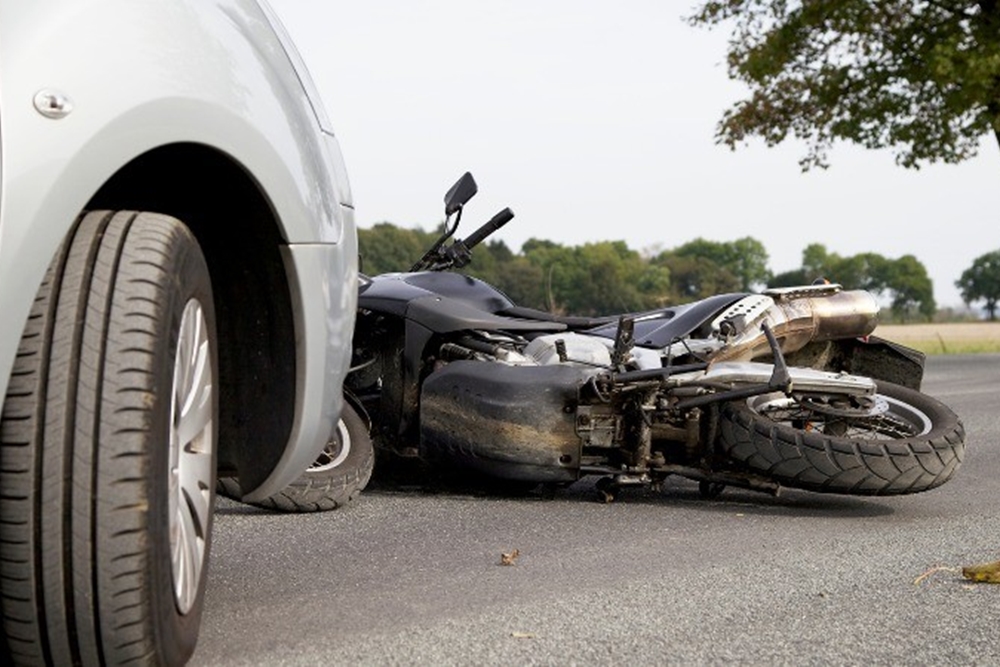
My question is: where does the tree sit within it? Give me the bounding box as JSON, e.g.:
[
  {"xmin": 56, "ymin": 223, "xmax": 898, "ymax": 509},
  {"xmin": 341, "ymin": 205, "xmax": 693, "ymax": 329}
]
[
  {"xmin": 881, "ymin": 254, "xmax": 936, "ymax": 321},
  {"xmin": 689, "ymin": 2, "xmax": 1000, "ymax": 169},
  {"xmin": 768, "ymin": 267, "xmax": 809, "ymax": 287},
  {"xmin": 956, "ymin": 249, "xmax": 1000, "ymax": 319},
  {"xmin": 492, "ymin": 257, "xmax": 547, "ymax": 309},
  {"xmin": 523, "ymin": 241, "xmax": 671, "ymax": 316},
  {"xmin": 358, "ymin": 222, "xmax": 438, "ymax": 274},
  {"xmin": 665, "ymin": 237, "xmax": 771, "ymax": 291},
  {"xmin": 798, "ymin": 243, "xmax": 889, "ymax": 291},
  {"xmin": 784, "ymin": 244, "xmax": 935, "ymax": 321},
  {"xmin": 654, "ymin": 253, "xmax": 741, "ymax": 301}
]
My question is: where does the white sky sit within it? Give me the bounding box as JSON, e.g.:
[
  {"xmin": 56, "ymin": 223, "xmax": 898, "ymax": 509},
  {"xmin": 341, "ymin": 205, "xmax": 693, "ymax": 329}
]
[{"xmin": 268, "ymin": 0, "xmax": 999, "ymax": 310}]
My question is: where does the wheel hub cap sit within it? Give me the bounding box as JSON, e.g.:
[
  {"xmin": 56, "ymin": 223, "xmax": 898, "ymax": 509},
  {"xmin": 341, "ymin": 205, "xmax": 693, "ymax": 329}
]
[{"xmin": 169, "ymin": 299, "xmax": 214, "ymax": 614}]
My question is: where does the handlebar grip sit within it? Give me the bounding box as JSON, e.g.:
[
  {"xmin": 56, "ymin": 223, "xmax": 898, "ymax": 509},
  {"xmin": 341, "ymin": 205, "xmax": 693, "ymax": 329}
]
[{"xmin": 462, "ymin": 207, "xmax": 514, "ymax": 250}]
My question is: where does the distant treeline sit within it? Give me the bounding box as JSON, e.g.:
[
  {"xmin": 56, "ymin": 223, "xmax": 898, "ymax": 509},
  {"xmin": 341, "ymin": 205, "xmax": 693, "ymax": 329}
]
[{"xmin": 359, "ymin": 223, "xmax": 936, "ymax": 322}]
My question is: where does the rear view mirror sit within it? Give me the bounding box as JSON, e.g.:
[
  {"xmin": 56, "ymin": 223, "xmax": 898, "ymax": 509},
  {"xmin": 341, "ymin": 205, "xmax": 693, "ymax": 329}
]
[{"xmin": 444, "ymin": 172, "xmax": 478, "ymax": 216}]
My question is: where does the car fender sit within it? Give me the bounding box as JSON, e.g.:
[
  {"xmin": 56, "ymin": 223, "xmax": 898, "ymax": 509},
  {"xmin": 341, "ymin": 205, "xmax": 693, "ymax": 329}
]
[{"xmin": 0, "ymin": 0, "xmax": 356, "ymax": 496}]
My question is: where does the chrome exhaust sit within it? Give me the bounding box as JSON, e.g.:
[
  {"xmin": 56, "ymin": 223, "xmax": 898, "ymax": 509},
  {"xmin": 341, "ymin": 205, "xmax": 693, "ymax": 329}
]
[{"xmin": 712, "ymin": 287, "xmax": 879, "ymax": 362}]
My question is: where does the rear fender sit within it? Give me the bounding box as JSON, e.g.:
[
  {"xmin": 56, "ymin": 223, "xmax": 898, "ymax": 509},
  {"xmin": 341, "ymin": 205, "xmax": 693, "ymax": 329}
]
[{"xmin": 781, "ymin": 336, "xmax": 926, "ymax": 391}]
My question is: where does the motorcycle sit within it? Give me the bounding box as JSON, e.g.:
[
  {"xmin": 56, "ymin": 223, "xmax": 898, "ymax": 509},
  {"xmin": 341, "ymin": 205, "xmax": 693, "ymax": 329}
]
[{"xmin": 347, "ymin": 172, "xmax": 965, "ymax": 500}]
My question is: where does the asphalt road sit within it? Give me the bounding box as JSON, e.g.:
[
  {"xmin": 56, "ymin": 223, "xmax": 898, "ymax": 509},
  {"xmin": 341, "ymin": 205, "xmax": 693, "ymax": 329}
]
[{"xmin": 193, "ymin": 355, "xmax": 1000, "ymax": 666}]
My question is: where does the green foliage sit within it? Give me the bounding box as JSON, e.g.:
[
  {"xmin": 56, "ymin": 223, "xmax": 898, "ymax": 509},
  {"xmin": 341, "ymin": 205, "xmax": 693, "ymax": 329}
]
[
  {"xmin": 654, "ymin": 253, "xmax": 741, "ymax": 300},
  {"xmin": 689, "ymin": 1, "xmax": 1000, "ymax": 169},
  {"xmin": 355, "ymin": 222, "xmax": 937, "ymax": 320},
  {"xmin": 883, "ymin": 254, "xmax": 936, "ymax": 322},
  {"xmin": 791, "ymin": 244, "xmax": 935, "ymax": 321},
  {"xmin": 956, "ymin": 248, "xmax": 1000, "ymax": 320},
  {"xmin": 653, "ymin": 236, "xmax": 770, "ymax": 296},
  {"xmin": 624, "ymin": 237, "xmax": 767, "ymax": 304},
  {"xmin": 358, "ymin": 223, "xmax": 439, "ymax": 274},
  {"xmin": 769, "ymin": 267, "xmax": 809, "ymax": 287},
  {"xmin": 519, "ymin": 241, "xmax": 672, "ymax": 315},
  {"xmin": 800, "ymin": 243, "xmax": 888, "ymax": 291}
]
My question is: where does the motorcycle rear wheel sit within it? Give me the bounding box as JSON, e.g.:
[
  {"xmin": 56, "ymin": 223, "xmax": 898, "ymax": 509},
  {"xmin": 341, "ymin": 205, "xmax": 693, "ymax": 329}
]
[{"xmin": 718, "ymin": 380, "xmax": 964, "ymax": 495}]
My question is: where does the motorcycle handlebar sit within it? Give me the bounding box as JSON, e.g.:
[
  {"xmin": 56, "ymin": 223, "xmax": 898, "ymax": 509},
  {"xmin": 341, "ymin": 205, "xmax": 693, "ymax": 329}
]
[{"xmin": 462, "ymin": 207, "xmax": 514, "ymax": 250}]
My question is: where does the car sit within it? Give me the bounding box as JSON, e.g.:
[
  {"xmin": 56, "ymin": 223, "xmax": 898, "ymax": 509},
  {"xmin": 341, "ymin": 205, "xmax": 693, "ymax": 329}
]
[{"xmin": 0, "ymin": 0, "xmax": 365, "ymax": 663}]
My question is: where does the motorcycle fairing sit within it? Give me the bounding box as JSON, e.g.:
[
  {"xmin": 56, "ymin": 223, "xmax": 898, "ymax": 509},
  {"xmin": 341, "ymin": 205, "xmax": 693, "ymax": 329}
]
[
  {"xmin": 402, "ymin": 271, "xmax": 513, "ymax": 311},
  {"xmin": 406, "ymin": 295, "xmax": 566, "ymax": 334},
  {"xmin": 360, "ymin": 270, "xmax": 567, "ymax": 333},
  {"xmin": 360, "ymin": 271, "xmax": 513, "ymax": 315}
]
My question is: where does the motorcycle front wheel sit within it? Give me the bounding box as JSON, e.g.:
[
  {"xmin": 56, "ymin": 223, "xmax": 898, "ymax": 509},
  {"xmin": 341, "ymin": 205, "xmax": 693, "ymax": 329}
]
[
  {"xmin": 718, "ymin": 380, "xmax": 965, "ymax": 495},
  {"xmin": 217, "ymin": 403, "xmax": 373, "ymax": 512}
]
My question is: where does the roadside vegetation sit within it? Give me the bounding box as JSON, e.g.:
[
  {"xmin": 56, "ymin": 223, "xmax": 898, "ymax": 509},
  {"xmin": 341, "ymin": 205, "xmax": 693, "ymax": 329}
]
[{"xmin": 360, "ymin": 224, "xmax": 999, "ymax": 328}]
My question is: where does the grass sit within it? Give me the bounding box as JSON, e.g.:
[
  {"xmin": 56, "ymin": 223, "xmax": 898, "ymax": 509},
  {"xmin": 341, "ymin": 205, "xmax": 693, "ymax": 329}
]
[{"xmin": 873, "ymin": 322, "xmax": 1000, "ymax": 355}]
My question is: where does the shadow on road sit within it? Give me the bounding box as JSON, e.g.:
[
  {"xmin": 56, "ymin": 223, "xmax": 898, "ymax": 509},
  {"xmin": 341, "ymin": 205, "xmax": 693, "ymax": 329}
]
[{"xmin": 361, "ymin": 468, "xmax": 897, "ymax": 519}]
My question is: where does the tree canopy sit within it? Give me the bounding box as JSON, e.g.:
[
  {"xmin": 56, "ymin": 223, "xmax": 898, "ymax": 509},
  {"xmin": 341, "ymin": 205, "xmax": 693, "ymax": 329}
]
[
  {"xmin": 647, "ymin": 237, "xmax": 771, "ymax": 303},
  {"xmin": 774, "ymin": 243, "xmax": 935, "ymax": 320},
  {"xmin": 956, "ymin": 248, "xmax": 1000, "ymax": 319},
  {"xmin": 689, "ymin": 1, "xmax": 1000, "ymax": 169},
  {"xmin": 359, "ymin": 223, "xmax": 937, "ymax": 321}
]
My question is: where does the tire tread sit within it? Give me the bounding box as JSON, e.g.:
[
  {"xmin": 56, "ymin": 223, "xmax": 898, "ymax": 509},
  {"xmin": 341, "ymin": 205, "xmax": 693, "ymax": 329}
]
[
  {"xmin": 719, "ymin": 380, "xmax": 965, "ymax": 495},
  {"xmin": 1, "ymin": 211, "xmax": 215, "ymax": 665},
  {"xmin": 217, "ymin": 404, "xmax": 374, "ymax": 512}
]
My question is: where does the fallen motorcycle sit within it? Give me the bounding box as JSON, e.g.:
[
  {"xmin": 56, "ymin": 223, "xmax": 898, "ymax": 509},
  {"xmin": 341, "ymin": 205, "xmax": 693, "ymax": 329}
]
[{"xmin": 348, "ymin": 172, "xmax": 964, "ymax": 500}]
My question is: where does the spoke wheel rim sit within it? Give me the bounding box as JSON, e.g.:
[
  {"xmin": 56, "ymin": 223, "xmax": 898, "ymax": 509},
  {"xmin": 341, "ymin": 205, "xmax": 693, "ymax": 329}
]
[
  {"xmin": 308, "ymin": 417, "xmax": 352, "ymax": 473},
  {"xmin": 747, "ymin": 392, "xmax": 932, "ymax": 440},
  {"xmin": 168, "ymin": 298, "xmax": 214, "ymax": 615}
]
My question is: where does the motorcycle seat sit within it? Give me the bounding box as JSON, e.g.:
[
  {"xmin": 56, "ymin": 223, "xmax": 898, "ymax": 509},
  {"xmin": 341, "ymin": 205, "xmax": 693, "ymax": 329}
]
[{"xmin": 497, "ymin": 305, "xmax": 618, "ymax": 330}]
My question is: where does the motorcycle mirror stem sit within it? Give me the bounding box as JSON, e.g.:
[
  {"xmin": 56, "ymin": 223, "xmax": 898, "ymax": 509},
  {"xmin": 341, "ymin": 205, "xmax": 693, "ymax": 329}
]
[
  {"xmin": 411, "ymin": 210, "xmax": 462, "ymax": 271},
  {"xmin": 411, "ymin": 172, "xmax": 479, "ymax": 272}
]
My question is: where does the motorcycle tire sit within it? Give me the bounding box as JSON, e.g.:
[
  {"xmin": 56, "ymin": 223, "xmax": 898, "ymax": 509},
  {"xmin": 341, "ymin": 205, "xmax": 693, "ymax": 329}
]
[
  {"xmin": 217, "ymin": 403, "xmax": 373, "ymax": 512},
  {"xmin": 718, "ymin": 380, "xmax": 964, "ymax": 495}
]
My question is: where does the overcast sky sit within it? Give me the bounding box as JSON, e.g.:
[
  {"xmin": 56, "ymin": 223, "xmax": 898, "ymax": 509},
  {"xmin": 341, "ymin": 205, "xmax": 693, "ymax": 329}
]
[{"xmin": 268, "ymin": 0, "xmax": 999, "ymax": 311}]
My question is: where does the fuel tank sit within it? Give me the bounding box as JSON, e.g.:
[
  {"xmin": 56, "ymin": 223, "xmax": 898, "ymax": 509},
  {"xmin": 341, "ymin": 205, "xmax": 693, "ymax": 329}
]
[
  {"xmin": 359, "ymin": 270, "xmax": 566, "ymax": 333},
  {"xmin": 359, "ymin": 271, "xmax": 514, "ymax": 316}
]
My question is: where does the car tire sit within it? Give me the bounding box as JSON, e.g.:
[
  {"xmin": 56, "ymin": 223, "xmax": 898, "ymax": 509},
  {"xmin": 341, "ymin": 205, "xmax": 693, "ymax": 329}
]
[
  {"xmin": 0, "ymin": 211, "xmax": 217, "ymax": 665},
  {"xmin": 217, "ymin": 402, "xmax": 373, "ymax": 512}
]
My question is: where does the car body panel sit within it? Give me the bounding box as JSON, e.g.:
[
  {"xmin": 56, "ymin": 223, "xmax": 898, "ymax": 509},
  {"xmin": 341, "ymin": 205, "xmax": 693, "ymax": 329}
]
[{"xmin": 0, "ymin": 0, "xmax": 356, "ymax": 497}]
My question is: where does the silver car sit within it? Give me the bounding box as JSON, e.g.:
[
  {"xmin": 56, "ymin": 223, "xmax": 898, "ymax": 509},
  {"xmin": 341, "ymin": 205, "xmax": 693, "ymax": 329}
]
[{"xmin": 0, "ymin": 0, "xmax": 365, "ymax": 663}]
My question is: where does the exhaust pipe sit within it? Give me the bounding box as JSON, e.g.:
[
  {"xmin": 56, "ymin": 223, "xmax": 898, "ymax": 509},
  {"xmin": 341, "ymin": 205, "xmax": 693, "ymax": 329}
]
[{"xmin": 713, "ymin": 288, "xmax": 879, "ymax": 362}]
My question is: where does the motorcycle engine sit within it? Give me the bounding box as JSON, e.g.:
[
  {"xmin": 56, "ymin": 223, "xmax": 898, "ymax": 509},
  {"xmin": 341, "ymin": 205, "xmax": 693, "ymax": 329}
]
[{"xmin": 524, "ymin": 333, "xmax": 612, "ymax": 367}]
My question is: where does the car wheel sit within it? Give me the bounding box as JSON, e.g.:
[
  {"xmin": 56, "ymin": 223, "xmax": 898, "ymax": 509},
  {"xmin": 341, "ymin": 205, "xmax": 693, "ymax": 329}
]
[{"xmin": 0, "ymin": 211, "xmax": 217, "ymax": 665}]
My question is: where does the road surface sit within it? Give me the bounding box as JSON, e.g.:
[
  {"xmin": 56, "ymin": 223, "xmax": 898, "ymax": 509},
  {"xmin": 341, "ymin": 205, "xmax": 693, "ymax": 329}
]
[{"xmin": 194, "ymin": 354, "xmax": 1000, "ymax": 666}]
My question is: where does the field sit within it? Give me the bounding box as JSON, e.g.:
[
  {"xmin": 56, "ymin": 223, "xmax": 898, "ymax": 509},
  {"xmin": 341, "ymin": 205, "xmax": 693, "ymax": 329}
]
[{"xmin": 873, "ymin": 321, "xmax": 1000, "ymax": 354}]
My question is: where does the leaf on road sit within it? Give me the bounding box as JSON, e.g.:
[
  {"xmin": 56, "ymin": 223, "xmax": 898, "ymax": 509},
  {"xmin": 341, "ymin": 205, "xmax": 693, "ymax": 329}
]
[
  {"xmin": 962, "ymin": 560, "xmax": 1000, "ymax": 584},
  {"xmin": 500, "ymin": 549, "xmax": 520, "ymax": 566}
]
